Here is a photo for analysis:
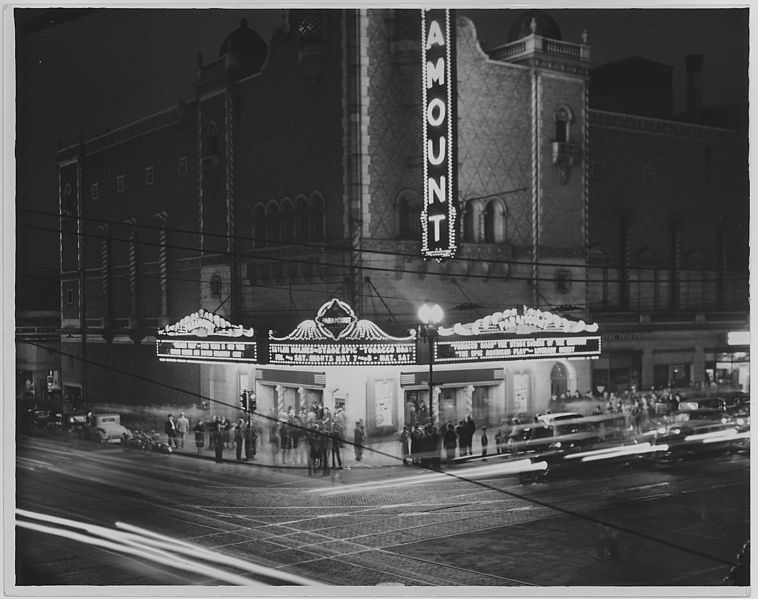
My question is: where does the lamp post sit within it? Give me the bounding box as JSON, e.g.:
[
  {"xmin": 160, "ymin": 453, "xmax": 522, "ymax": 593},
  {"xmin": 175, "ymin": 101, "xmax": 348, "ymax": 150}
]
[{"xmin": 418, "ymin": 303, "xmax": 443, "ymax": 428}]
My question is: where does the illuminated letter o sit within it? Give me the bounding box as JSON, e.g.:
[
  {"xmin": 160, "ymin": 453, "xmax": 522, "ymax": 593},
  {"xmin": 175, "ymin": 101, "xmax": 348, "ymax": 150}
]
[{"xmin": 427, "ymin": 98, "xmax": 446, "ymax": 127}]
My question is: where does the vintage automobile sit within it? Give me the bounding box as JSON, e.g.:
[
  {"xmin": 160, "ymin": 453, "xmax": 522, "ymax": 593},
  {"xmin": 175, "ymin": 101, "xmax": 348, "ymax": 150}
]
[
  {"xmin": 92, "ymin": 414, "xmax": 131, "ymax": 444},
  {"xmin": 651, "ymin": 408, "xmax": 741, "ymax": 459},
  {"xmin": 61, "ymin": 411, "xmax": 130, "ymax": 444}
]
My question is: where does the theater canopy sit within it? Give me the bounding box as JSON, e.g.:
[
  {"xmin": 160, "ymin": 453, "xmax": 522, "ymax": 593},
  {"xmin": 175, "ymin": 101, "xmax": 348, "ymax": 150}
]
[
  {"xmin": 155, "ymin": 302, "xmax": 601, "ymax": 366},
  {"xmin": 435, "ymin": 305, "xmax": 601, "ymax": 363},
  {"xmin": 156, "ymin": 308, "xmax": 257, "ymax": 364}
]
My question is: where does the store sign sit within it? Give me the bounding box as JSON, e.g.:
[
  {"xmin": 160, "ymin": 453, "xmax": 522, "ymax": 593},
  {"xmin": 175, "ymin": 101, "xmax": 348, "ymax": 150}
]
[
  {"xmin": 434, "ymin": 335, "xmax": 602, "ymax": 363},
  {"xmin": 157, "ymin": 339, "xmax": 257, "ymax": 364},
  {"xmin": 421, "ymin": 8, "xmax": 457, "ymax": 259},
  {"xmin": 268, "ymin": 298, "xmax": 417, "ymax": 366},
  {"xmin": 156, "ymin": 308, "xmax": 257, "ymax": 365}
]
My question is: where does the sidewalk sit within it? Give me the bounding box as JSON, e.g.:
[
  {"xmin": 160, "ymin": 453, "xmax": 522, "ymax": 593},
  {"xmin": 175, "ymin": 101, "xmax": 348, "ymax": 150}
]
[{"xmin": 169, "ymin": 436, "xmax": 407, "ymax": 469}]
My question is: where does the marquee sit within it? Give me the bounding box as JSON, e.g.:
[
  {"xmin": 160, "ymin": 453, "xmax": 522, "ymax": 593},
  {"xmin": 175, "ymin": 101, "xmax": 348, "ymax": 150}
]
[
  {"xmin": 434, "ymin": 306, "xmax": 602, "ymax": 364},
  {"xmin": 267, "ymin": 298, "xmax": 417, "ymax": 366},
  {"xmin": 156, "ymin": 308, "xmax": 257, "ymax": 364}
]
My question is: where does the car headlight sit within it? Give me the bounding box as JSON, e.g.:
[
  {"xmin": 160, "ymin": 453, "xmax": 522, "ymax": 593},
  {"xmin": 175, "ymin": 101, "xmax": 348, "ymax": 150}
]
[
  {"xmin": 737, "ymin": 418, "xmax": 745, "ymax": 426},
  {"xmin": 671, "ymin": 428, "xmax": 681, "ymax": 435},
  {"xmin": 552, "ymin": 441, "xmax": 562, "ymax": 449},
  {"xmin": 657, "ymin": 427, "xmax": 666, "ymax": 434}
]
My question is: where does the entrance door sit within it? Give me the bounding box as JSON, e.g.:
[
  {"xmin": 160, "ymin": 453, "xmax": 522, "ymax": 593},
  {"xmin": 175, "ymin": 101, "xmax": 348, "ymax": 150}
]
[
  {"xmin": 472, "ymin": 387, "xmax": 489, "ymax": 426},
  {"xmin": 551, "ymin": 363, "xmax": 568, "ymax": 397}
]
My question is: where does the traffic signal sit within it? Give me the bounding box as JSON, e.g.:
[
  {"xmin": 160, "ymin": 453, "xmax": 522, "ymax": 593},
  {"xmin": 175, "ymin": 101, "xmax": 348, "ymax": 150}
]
[
  {"xmin": 249, "ymin": 394, "xmax": 257, "ymax": 413},
  {"xmin": 239, "ymin": 391, "xmax": 248, "ymax": 411}
]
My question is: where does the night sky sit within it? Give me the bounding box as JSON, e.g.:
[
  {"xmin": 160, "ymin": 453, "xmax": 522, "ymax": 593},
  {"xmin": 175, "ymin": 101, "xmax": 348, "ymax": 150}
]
[{"xmin": 14, "ymin": 5, "xmax": 750, "ymax": 304}]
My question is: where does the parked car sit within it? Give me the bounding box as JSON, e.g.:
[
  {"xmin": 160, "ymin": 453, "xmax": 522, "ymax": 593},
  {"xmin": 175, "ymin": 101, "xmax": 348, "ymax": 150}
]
[{"xmin": 92, "ymin": 414, "xmax": 131, "ymax": 444}]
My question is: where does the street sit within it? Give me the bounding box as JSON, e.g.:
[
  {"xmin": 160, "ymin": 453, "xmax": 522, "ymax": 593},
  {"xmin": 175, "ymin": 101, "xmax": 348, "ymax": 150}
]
[{"xmin": 15, "ymin": 435, "xmax": 749, "ymax": 587}]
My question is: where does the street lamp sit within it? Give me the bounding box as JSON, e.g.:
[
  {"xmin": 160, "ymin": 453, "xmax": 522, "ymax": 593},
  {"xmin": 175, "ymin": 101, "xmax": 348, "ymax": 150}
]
[{"xmin": 418, "ymin": 303, "xmax": 443, "ymax": 428}]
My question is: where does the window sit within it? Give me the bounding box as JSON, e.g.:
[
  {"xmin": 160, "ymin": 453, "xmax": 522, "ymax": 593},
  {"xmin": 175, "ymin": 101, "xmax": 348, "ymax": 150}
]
[
  {"xmin": 267, "ymin": 204, "xmax": 280, "ymax": 243},
  {"xmin": 462, "ymin": 202, "xmax": 478, "ymax": 242},
  {"xmin": 550, "ymin": 363, "xmax": 568, "ymax": 397},
  {"xmin": 207, "ymin": 122, "xmax": 219, "ymax": 156},
  {"xmin": 554, "ymin": 106, "xmax": 573, "ymax": 143},
  {"xmin": 210, "ymin": 275, "xmax": 222, "ymax": 298},
  {"xmin": 177, "ymin": 156, "xmax": 187, "ymax": 176},
  {"xmin": 397, "ymin": 195, "xmax": 420, "ymax": 240},
  {"xmin": 555, "ymin": 269, "xmax": 572, "ymax": 293},
  {"xmin": 91, "ymin": 183, "xmax": 99, "ymax": 201},
  {"xmin": 252, "ymin": 204, "xmax": 267, "ymax": 248},
  {"xmin": 310, "ymin": 196, "xmax": 325, "ymax": 241},
  {"xmin": 66, "ymin": 288, "xmax": 74, "ymax": 304},
  {"xmin": 280, "ymin": 202, "xmax": 295, "ymax": 241},
  {"xmin": 483, "ymin": 199, "xmax": 507, "ymax": 243},
  {"xmin": 145, "ymin": 166, "xmax": 154, "ymax": 186},
  {"xmin": 116, "ymin": 175, "xmax": 125, "ymax": 193},
  {"xmin": 643, "ymin": 166, "xmax": 656, "ymax": 186},
  {"xmin": 296, "ymin": 197, "xmax": 309, "ymax": 241}
]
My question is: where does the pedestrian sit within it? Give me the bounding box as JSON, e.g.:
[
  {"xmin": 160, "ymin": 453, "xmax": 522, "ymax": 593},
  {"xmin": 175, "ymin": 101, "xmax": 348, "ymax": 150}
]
[
  {"xmin": 176, "ymin": 412, "xmax": 189, "ymax": 449},
  {"xmin": 353, "ymin": 421, "xmax": 365, "ymax": 461},
  {"xmin": 443, "ymin": 423, "xmax": 457, "ymax": 466},
  {"xmin": 243, "ymin": 419, "xmax": 256, "ymax": 461},
  {"xmin": 307, "ymin": 424, "xmax": 322, "ymax": 476},
  {"xmin": 234, "ymin": 419, "xmax": 245, "ymax": 461},
  {"xmin": 494, "ymin": 427, "xmax": 503, "ymax": 455},
  {"xmin": 455, "ymin": 420, "xmax": 466, "ymax": 456},
  {"xmin": 331, "ymin": 424, "xmax": 343, "ymax": 469},
  {"xmin": 222, "ymin": 418, "xmax": 231, "ymax": 449},
  {"xmin": 418, "ymin": 402, "xmax": 428, "ymax": 424},
  {"xmin": 481, "ymin": 426, "xmax": 489, "ymax": 457},
  {"xmin": 269, "ymin": 422, "xmax": 281, "ymax": 469},
  {"xmin": 164, "ymin": 414, "xmax": 178, "ymax": 449},
  {"xmin": 430, "ymin": 425, "xmax": 442, "ymax": 469},
  {"xmin": 212, "ymin": 419, "xmax": 224, "ymax": 463},
  {"xmin": 193, "ymin": 420, "xmax": 205, "ymax": 454},
  {"xmin": 399, "ymin": 425, "xmax": 410, "ymax": 465},
  {"xmin": 280, "ymin": 420, "xmax": 292, "ymax": 464},
  {"xmin": 465, "ymin": 415, "xmax": 476, "ymax": 455}
]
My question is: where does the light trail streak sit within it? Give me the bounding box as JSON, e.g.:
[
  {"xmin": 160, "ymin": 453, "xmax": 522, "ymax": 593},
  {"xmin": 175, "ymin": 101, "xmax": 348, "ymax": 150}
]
[
  {"xmin": 563, "ymin": 442, "xmax": 653, "ymax": 460},
  {"xmin": 114, "ymin": 521, "xmax": 322, "ymax": 585},
  {"xmin": 16, "ymin": 519, "xmax": 260, "ymax": 586},
  {"xmin": 579, "ymin": 444, "xmax": 668, "ymax": 463},
  {"xmin": 16, "ymin": 509, "xmax": 319, "ymax": 586},
  {"xmin": 684, "ymin": 428, "xmax": 739, "ymax": 443},
  {"xmin": 310, "ymin": 459, "xmax": 548, "ymax": 495}
]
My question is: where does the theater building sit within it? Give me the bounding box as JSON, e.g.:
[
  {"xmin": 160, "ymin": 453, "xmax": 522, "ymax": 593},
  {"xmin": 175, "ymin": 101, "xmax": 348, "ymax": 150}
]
[{"xmin": 57, "ymin": 9, "xmax": 749, "ymax": 431}]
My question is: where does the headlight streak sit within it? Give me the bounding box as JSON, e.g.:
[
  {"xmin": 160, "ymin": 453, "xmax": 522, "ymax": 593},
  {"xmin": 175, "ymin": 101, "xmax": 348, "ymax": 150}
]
[
  {"xmin": 114, "ymin": 521, "xmax": 321, "ymax": 586},
  {"xmin": 563, "ymin": 442, "xmax": 653, "ymax": 460},
  {"xmin": 309, "ymin": 459, "xmax": 549, "ymax": 496},
  {"xmin": 16, "ymin": 509, "xmax": 319, "ymax": 586},
  {"xmin": 578, "ymin": 444, "xmax": 668, "ymax": 463}
]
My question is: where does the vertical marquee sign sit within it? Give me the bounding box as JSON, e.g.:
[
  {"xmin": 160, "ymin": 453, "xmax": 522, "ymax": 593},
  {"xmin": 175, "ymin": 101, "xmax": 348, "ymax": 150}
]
[{"xmin": 421, "ymin": 8, "xmax": 458, "ymax": 259}]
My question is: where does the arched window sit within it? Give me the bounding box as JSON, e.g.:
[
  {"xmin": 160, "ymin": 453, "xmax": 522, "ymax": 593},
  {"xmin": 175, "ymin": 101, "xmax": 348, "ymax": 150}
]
[
  {"xmin": 550, "ymin": 363, "xmax": 568, "ymax": 397},
  {"xmin": 295, "ymin": 197, "xmax": 309, "ymax": 241},
  {"xmin": 267, "ymin": 204, "xmax": 280, "ymax": 243},
  {"xmin": 483, "ymin": 199, "xmax": 507, "ymax": 243},
  {"xmin": 554, "ymin": 106, "xmax": 573, "ymax": 143},
  {"xmin": 310, "ymin": 195, "xmax": 325, "ymax": 241},
  {"xmin": 397, "ymin": 195, "xmax": 420, "ymax": 240},
  {"xmin": 210, "ymin": 274, "xmax": 222, "ymax": 299},
  {"xmin": 207, "ymin": 121, "xmax": 220, "ymax": 156},
  {"xmin": 462, "ymin": 200, "xmax": 480, "ymax": 243},
  {"xmin": 280, "ymin": 200, "xmax": 295, "ymax": 242},
  {"xmin": 252, "ymin": 204, "xmax": 267, "ymax": 248}
]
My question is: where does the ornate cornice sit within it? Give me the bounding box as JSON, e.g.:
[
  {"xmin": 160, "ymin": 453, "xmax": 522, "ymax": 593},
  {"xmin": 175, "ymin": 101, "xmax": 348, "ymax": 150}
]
[
  {"xmin": 589, "ymin": 110, "xmax": 733, "ymax": 140},
  {"xmin": 57, "ymin": 105, "xmax": 186, "ymax": 161}
]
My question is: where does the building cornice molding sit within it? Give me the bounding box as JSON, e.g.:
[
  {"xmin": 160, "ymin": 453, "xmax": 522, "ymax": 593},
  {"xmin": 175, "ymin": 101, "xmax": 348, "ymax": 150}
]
[{"xmin": 589, "ymin": 109, "xmax": 734, "ymax": 140}]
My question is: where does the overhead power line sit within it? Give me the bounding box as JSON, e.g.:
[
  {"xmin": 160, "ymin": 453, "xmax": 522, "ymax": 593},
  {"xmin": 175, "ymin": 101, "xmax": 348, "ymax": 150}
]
[{"xmin": 21, "ymin": 221, "xmax": 747, "ymax": 287}]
